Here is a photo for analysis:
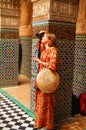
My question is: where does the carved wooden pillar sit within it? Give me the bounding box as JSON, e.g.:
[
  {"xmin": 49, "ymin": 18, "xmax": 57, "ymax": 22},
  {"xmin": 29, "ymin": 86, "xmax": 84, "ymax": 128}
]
[
  {"xmin": 0, "ymin": 0, "xmax": 20, "ymax": 86},
  {"xmin": 31, "ymin": 0, "xmax": 79, "ymax": 123},
  {"xmin": 19, "ymin": 0, "xmax": 32, "ymax": 77},
  {"xmin": 19, "ymin": 0, "xmax": 32, "ymax": 36},
  {"xmin": 76, "ymin": 0, "xmax": 86, "ymax": 34},
  {"xmin": 73, "ymin": 0, "xmax": 86, "ymax": 100}
]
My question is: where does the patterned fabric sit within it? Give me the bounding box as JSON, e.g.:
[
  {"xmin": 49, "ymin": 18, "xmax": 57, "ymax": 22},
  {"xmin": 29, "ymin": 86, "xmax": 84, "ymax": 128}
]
[{"xmin": 34, "ymin": 47, "xmax": 58, "ymax": 129}]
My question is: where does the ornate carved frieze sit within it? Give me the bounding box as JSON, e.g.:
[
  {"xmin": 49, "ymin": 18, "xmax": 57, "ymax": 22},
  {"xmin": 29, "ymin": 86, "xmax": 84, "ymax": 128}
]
[
  {"xmin": 32, "ymin": 0, "xmax": 50, "ymax": 21},
  {"xmin": 1, "ymin": 16, "xmax": 20, "ymax": 28},
  {"xmin": 1, "ymin": 8, "xmax": 20, "ymax": 17},
  {"xmin": 0, "ymin": 0, "xmax": 20, "ymax": 9},
  {"xmin": 50, "ymin": 1, "xmax": 78, "ymax": 22},
  {"xmin": 0, "ymin": 5, "xmax": 20, "ymax": 28},
  {"xmin": 32, "ymin": 0, "xmax": 79, "ymax": 22}
]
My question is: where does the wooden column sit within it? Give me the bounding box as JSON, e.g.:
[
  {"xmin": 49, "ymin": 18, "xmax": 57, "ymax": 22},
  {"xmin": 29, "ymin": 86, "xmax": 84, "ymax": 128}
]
[{"xmin": 19, "ymin": 0, "xmax": 32, "ymax": 77}]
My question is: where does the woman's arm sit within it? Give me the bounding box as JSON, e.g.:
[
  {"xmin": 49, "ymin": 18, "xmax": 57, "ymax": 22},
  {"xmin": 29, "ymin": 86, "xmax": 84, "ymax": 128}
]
[
  {"xmin": 48, "ymin": 47, "xmax": 58, "ymax": 71},
  {"xmin": 34, "ymin": 57, "xmax": 48, "ymax": 67}
]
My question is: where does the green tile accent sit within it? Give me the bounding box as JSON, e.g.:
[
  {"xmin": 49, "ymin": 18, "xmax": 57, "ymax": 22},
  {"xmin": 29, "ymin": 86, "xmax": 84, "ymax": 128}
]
[{"xmin": 0, "ymin": 88, "xmax": 35, "ymax": 118}]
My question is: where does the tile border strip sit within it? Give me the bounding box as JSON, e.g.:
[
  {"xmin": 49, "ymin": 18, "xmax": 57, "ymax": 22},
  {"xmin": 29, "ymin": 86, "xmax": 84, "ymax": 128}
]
[{"xmin": 0, "ymin": 88, "xmax": 35, "ymax": 118}]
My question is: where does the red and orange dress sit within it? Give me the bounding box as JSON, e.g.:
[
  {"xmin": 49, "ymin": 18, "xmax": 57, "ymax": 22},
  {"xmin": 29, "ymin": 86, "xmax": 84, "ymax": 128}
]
[{"xmin": 34, "ymin": 47, "xmax": 58, "ymax": 130}]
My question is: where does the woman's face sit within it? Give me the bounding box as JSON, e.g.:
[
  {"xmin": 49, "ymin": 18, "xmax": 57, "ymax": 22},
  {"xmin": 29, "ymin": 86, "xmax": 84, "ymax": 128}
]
[{"xmin": 41, "ymin": 34, "xmax": 49, "ymax": 45}]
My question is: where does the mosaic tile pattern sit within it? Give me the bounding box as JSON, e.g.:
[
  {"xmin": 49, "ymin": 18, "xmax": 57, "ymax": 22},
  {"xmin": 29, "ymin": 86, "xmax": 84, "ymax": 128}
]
[
  {"xmin": 0, "ymin": 39, "xmax": 18, "ymax": 87},
  {"xmin": 54, "ymin": 41, "xmax": 75, "ymax": 121},
  {"xmin": 30, "ymin": 39, "xmax": 38, "ymax": 112},
  {"xmin": 73, "ymin": 36, "xmax": 86, "ymax": 98},
  {"xmin": 0, "ymin": 62, "xmax": 18, "ymax": 86},
  {"xmin": 1, "ymin": 40, "xmax": 18, "ymax": 63}
]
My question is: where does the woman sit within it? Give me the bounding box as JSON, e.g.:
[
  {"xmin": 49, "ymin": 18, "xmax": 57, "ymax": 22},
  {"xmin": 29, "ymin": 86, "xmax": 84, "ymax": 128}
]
[{"xmin": 34, "ymin": 32, "xmax": 58, "ymax": 130}]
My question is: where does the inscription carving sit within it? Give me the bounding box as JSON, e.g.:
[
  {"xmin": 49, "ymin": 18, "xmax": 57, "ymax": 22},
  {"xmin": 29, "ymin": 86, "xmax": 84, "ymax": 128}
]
[
  {"xmin": 1, "ymin": 17, "xmax": 19, "ymax": 27},
  {"xmin": 32, "ymin": 0, "xmax": 78, "ymax": 22},
  {"xmin": 51, "ymin": 1, "xmax": 78, "ymax": 20},
  {"xmin": 1, "ymin": 7, "xmax": 20, "ymax": 28},
  {"xmin": 33, "ymin": 0, "xmax": 50, "ymax": 18},
  {"xmin": 1, "ymin": 0, "xmax": 20, "ymax": 9},
  {"xmin": 1, "ymin": 8, "xmax": 20, "ymax": 17}
]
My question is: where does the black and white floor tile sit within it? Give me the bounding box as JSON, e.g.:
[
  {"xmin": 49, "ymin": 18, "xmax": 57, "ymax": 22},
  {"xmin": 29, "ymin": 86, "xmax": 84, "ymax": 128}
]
[{"xmin": 0, "ymin": 92, "xmax": 34, "ymax": 130}]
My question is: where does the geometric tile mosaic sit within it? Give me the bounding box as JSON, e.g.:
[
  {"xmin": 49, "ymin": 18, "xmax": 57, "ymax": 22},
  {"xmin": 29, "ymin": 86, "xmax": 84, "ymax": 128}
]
[
  {"xmin": 54, "ymin": 41, "xmax": 75, "ymax": 121},
  {"xmin": 30, "ymin": 39, "xmax": 38, "ymax": 112},
  {"xmin": 0, "ymin": 39, "xmax": 19, "ymax": 87},
  {"xmin": 1, "ymin": 42, "xmax": 18, "ymax": 63},
  {"xmin": 0, "ymin": 62, "xmax": 18, "ymax": 86},
  {"xmin": 73, "ymin": 36, "xmax": 86, "ymax": 98}
]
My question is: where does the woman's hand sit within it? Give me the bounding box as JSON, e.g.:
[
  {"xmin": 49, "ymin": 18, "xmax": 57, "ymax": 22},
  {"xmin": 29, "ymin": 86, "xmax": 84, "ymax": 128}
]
[
  {"xmin": 34, "ymin": 57, "xmax": 48, "ymax": 67},
  {"xmin": 34, "ymin": 57, "xmax": 41, "ymax": 64}
]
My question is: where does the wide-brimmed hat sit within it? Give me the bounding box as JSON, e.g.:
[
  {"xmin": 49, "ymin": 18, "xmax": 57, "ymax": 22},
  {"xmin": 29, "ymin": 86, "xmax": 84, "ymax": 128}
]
[{"xmin": 36, "ymin": 68, "xmax": 60, "ymax": 93}]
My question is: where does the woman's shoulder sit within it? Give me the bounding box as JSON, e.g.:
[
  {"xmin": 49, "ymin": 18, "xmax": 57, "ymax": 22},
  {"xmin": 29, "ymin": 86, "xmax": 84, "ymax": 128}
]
[{"xmin": 50, "ymin": 47, "xmax": 57, "ymax": 51}]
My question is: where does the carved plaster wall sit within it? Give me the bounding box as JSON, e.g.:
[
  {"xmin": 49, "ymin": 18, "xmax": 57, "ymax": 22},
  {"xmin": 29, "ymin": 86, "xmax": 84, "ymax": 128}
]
[
  {"xmin": 32, "ymin": 0, "xmax": 79, "ymax": 22},
  {"xmin": 76, "ymin": 0, "xmax": 86, "ymax": 34},
  {"xmin": 0, "ymin": 0, "xmax": 20, "ymax": 29},
  {"xmin": 32, "ymin": 0, "xmax": 50, "ymax": 21},
  {"xmin": 50, "ymin": 0, "xmax": 78, "ymax": 22}
]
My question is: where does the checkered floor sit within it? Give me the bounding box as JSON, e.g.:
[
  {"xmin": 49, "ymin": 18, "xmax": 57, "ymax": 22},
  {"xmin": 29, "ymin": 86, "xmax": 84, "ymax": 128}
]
[{"xmin": 0, "ymin": 92, "xmax": 34, "ymax": 130}]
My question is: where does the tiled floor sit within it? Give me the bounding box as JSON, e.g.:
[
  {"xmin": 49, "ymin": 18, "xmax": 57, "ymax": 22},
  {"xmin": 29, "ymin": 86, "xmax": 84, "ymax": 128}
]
[
  {"xmin": 3, "ymin": 75, "xmax": 30, "ymax": 109},
  {"xmin": 0, "ymin": 91, "xmax": 34, "ymax": 130},
  {"xmin": 56, "ymin": 114, "xmax": 86, "ymax": 130},
  {"xmin": 1, "ymin": 74, "xmax": 86, "ymax": 130}
]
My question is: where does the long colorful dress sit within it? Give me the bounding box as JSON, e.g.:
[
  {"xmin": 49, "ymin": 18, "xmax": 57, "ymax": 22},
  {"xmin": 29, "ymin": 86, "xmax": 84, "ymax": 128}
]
[{"xmin": 34, "ymin": 47, "xmax": 58, "ymax": 129}]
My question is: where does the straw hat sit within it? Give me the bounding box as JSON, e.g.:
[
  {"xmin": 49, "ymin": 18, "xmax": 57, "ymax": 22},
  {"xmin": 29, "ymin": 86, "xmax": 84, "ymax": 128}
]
[{"xmin": 36, "ymin": 68, "xmax": 60, "ymax": 93}]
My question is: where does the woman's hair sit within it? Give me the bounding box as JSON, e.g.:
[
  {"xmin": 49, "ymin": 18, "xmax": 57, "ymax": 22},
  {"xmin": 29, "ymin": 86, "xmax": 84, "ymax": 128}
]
[{"xmin": 46, "ymin": 33, "xmax": 57, "ymax": 47}]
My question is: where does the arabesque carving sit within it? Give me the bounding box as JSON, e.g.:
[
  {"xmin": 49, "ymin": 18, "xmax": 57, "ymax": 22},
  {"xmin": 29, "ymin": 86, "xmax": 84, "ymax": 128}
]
[
  {"xmin": 1, "ymin": 16, "xmax": 19, "ymax": 27},
  {"xmin": 0, "ymin": 0, "xmax": 20, "ymax": 28},
  {"xmin": 32, "ymin": 0, "xmax": 78, "ymax": 22},
  {"xmin": 32, "ymin": 0, "xmax": 50, "ymax": 19},
  {"xmin": 0, "ymin": 0, "xmax": 20, "ymax": 9},
  {"xmin": 50, "ymin": 1, "xmax": 78, "ymax": 22}
]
